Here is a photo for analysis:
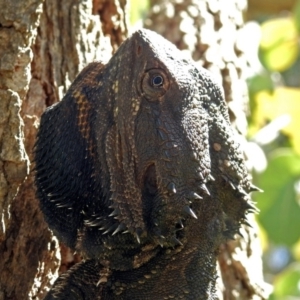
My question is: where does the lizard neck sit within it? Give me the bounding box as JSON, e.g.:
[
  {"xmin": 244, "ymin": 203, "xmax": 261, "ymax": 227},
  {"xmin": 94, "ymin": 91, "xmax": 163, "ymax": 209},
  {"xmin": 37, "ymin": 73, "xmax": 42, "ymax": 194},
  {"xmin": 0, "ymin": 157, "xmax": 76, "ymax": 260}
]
[{"xmin": 103, "ymin": 224, "xmax": 220, "ymax": 299}]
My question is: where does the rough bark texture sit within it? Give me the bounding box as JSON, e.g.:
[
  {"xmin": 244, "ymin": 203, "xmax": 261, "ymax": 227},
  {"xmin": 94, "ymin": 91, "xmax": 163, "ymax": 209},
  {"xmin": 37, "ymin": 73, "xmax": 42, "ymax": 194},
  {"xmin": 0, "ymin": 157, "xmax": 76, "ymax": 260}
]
[
  {"xmin": 145, "ymin": 0, "xmax": 270, "ymax": 299},
  {"xmin": 0, "ymin": 1, "xmax": 46, "ymax": 299},
  {"xmin": 0, "ymin": 0, "xmax": 127, "ymax": 299}
]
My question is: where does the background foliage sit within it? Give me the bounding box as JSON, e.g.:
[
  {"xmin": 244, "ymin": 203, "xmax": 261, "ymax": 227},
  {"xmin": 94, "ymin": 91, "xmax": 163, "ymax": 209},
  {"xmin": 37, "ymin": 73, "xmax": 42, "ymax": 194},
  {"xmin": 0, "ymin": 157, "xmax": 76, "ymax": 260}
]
[{"xmin": 247, "ymin": 0, "xmax": 300, "ymax": 299}]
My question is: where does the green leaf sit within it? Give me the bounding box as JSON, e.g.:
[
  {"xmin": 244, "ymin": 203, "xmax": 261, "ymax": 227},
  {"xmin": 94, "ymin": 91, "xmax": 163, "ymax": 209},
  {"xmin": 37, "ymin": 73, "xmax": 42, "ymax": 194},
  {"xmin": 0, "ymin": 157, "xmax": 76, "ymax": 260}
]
[
  {"xmin": 248, "ymin": 73, "xmax": 274, "ymax": 96},
  {"xmin": 129, "ymin": 0, "xmax": 149, "ymax": 25},
  {"xmin": 247, "ymin": 73, "xmax": 274, "ymax": 128},
  {"xmin": 273, "ymin": 263, "xmax": 300, "ymax": 297},
  {"xmin": 267, "ymin": 293, "xmax": 276, "ymax": 300},
  {"xmin": 253, "ymin": 87, "xmax": 300, "ymax": 155},
  {"xmin": 255, "ymin": 148, "xmax": 300, "ymax": 246},
  {"xmin": 259, "ymin": 18, "xmax": 299, "ymax": 71}
]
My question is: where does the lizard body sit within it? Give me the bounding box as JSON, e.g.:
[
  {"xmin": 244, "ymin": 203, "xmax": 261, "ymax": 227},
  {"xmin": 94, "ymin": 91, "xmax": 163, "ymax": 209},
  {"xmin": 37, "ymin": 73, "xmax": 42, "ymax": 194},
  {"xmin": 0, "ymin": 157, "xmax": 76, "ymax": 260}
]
[{"xmin": 35, "ymin": 29, "xmax": 257, "ymax": 299}]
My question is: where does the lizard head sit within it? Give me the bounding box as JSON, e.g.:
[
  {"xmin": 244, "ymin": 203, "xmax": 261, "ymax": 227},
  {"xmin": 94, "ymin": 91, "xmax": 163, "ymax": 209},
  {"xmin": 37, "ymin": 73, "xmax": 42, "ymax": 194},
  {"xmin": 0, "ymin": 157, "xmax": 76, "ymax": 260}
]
[
  {"xmin": 35, "ymin": 29, "xmax": 258, "ymax": 259},
  {"xmin": 102, "ymin": 29, "xmax": 257, "ymax": 247}
]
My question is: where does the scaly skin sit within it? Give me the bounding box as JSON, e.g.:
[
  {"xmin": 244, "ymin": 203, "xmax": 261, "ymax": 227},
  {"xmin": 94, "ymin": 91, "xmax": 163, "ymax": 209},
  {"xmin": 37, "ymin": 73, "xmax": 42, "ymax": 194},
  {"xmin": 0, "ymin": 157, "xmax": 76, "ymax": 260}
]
[{"xmin": 35, "ymin": 29, "xmax": 257, "ymax": 299}]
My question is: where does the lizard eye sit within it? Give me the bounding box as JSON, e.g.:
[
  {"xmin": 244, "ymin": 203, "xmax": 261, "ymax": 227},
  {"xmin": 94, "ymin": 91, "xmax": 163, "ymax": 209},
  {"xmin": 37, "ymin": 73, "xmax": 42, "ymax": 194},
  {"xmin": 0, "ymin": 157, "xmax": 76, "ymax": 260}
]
[
  {"xmin": 152, "ymin": 75, "xmax": 163, "ymax": 87},
  {"xmin": 141, "ymin": 68, "xmax": 170, "ymax": 101}
]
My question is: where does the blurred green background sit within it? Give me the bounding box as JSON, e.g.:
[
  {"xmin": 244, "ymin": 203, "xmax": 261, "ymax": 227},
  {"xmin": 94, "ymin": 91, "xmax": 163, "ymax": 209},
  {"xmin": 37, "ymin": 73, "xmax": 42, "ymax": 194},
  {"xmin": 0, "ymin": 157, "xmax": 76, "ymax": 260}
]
[
  {"xmin": 247, "ymin": 1, "xmax": 300, "ymax": 299},
  {"xmin": 129, "ymin": 0, "xmax": 300, "ymax": 298}
]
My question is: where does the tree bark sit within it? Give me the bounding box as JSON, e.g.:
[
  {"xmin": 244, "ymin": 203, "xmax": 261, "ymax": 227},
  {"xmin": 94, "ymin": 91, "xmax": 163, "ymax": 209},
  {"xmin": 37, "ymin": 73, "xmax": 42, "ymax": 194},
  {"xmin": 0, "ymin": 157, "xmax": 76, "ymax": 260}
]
[
  {"xmin": 0, "ymin": 0, "xmax": 270, "ymax": 299},
  {"xmin": 0, "ymin": 0, "xmax": 127, "ymax": 299}
]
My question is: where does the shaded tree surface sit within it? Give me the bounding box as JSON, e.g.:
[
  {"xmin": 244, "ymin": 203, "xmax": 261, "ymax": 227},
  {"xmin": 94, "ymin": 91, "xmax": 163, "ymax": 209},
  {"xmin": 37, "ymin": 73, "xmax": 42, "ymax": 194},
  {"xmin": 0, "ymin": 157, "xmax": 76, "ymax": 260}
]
[
  {"xmin": 0, "ymin": 0, "xmax": 126, "ymax": 299},
  {"xmin": 0, "ymin": 0, "xmax": 270, "ymax": 299}
]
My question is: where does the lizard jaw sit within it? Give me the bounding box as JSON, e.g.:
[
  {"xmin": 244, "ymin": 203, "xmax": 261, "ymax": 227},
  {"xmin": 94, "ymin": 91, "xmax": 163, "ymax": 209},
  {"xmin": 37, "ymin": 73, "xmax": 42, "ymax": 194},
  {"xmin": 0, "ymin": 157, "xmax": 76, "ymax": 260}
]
[{"xmin": 141, "ymin": 163, "xmax": 211, "ymax": 248}]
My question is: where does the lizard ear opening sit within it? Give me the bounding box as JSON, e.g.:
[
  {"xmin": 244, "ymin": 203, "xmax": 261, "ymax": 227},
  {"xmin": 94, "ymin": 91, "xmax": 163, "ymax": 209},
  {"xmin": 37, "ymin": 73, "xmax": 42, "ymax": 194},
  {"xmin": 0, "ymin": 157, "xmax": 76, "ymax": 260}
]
[
  {"xmin": 136, "ymin": 44, "xmax": 142, "ymax": 56},
  {"xmin": 141, "ymin": 68, "xmax": 170, "ymax": 101}
]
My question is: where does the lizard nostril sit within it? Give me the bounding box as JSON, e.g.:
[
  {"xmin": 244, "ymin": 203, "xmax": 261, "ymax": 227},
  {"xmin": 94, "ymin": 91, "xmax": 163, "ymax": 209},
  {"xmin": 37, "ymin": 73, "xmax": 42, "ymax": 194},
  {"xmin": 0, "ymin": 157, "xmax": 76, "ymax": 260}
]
[{"xmin": 136, "ymin": 44, "xmax": 142, "ymax": 56}]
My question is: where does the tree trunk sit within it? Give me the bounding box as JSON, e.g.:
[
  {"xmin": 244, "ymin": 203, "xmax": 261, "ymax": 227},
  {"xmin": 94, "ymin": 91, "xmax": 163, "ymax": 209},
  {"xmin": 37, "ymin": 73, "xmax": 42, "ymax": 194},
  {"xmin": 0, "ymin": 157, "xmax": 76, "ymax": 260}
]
[
  {"xmin": 0, "ymin": 0, "xmax": 127, "ymax": 299},
  {"xmin": 0, "ymin": 0, "xmax": 270, "ymax": 299}
]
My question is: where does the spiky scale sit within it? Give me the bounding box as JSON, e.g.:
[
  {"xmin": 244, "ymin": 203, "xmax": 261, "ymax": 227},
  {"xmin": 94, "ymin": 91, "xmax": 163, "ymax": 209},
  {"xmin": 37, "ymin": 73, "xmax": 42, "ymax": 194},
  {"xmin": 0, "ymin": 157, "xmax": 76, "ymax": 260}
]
[
  {"xmin": 112, "ymin": 223, "xmax": 126, "ymax": 236},
  {"xmin": 244, "ymin": 201, "xmax": 259, "ymax": 213},
  {"xmin": 135, "ymin": 227, "xmax": 143, "ymax": 244},
  {"xmin": 199, "ymin": 184, "xmax": 210, "ymax": 196},
  {"xmin": 109, "ymin": 209, "xmax": 120, "ymax": 217},
  {"xmin": 228, "ymin": 180, "xmax": 237, "ymax": 190},
  {"xmin": 237, "ymin": 230, "xmax": 244, "ymax": 238},
  {"xmin": 171, "ymin": 236, "xmax": 183, "ymax": 246},
  {"xmin": 249, "ymin": 184, "xmax": 263, "ymax": 193},
  {"xmin": 99, "ymin": 225, "xmax": 109, "ymax": 231},
  {"xmin": 85, "ymin": 219, "xmax": 102, "ymax": 227},
  {"xmin": 167, "ymin": 182, "xmax": 177, "ymax": 194},
  {"xmin": 223, "ymin": 230, "xmax": 235, "ymax": 240},
  {"xmin": 177, "ymin": 219, "xmax": 184, "ymax": 228},
  {"xmin": 102, "ymin": 224, "xmax": 118, "ymax": 235},
  {"xmin": 208, "ymin": 174, "xmax": 215, "ymax": 181},
  {"xmin": 183, "ymin": 206, "xmax": 198, "ymax": 219},
  {"xmin": 188, "ymin": 191, "xmax": 202, "ymax": 200},
  {"xmin": 237, "ymin": 187, "xmax": 248, "ymax": 197},
  {"xmin": 241, "ymin": 220, "xmax": 253, "ymax": 228},
  {"xmin": 157, "ymin": 238, "xmax": 164, "ymax": 248}
]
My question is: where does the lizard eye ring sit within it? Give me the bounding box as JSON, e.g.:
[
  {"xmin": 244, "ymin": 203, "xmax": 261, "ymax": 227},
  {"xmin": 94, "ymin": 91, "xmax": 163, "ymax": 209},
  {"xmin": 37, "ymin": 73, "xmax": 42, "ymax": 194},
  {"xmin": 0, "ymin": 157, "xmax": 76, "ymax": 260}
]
[{"xmin": 141, "ymin": 68, "xmax": 170, "ymax": 101}]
